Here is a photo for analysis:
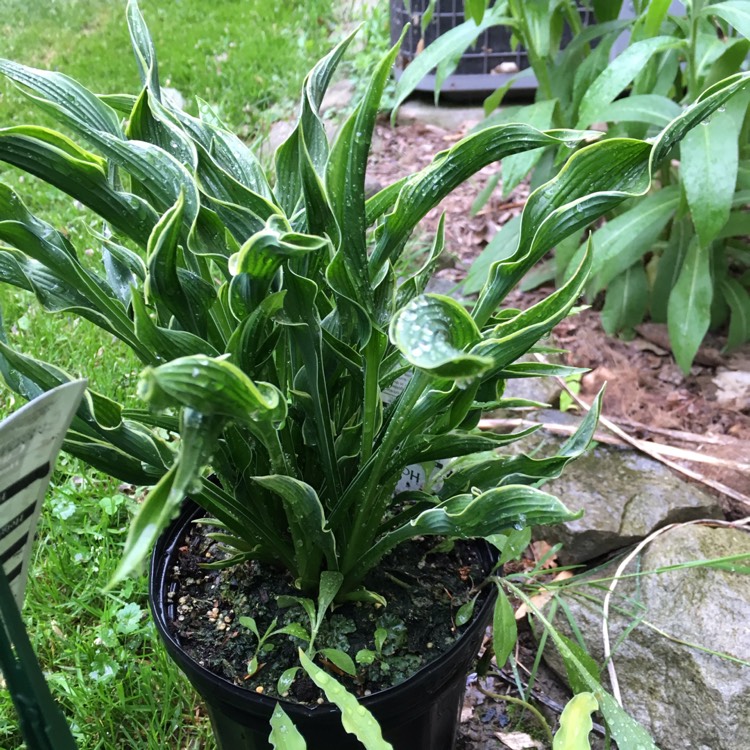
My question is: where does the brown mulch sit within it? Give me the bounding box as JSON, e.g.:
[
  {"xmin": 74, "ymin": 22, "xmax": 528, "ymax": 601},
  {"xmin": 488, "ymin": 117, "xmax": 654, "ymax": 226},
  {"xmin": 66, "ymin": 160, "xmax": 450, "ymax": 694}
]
[{"xmin": 368, "ymin": 116, "xmax": 750, "ymax": 518}]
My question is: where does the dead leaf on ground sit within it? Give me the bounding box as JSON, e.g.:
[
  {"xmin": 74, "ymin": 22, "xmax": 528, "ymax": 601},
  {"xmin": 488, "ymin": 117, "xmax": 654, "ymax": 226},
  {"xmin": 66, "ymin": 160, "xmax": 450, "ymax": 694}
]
[
  {"xmin": 530, "ymin": 540, "xmax": 558, "ymax": 569},
  {"xmin": 515, "ymin": 570, "xmax": 573, "ymax": 620},
  {"xmin": 495, "ymin": 730, "xmax": 545, "ymax": 749},
  {"xmin": 713, "ymin": 369, "xmax": 750, "ymax": 407}
]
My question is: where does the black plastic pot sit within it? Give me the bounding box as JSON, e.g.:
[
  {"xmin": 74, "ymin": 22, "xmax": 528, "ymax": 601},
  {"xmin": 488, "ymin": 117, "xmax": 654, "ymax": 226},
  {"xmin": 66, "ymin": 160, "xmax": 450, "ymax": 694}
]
[{"xmin": 149, "ymin": 503, "xmax": 497, "ymax": 750}]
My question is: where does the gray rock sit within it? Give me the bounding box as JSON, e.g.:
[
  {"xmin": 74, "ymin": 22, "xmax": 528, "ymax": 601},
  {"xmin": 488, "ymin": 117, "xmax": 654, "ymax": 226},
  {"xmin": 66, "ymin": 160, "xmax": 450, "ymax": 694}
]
[
  {"xmin": 537, "ymin": 446, "xmax": 724, "ymax": 564},
  {"xmin": 533, "ymin": 524, "xmax": 750, "ymax": 750},
  {"xmin": 320, "ymin": 79, "xmax": 356, "ymax": 116},
  {"xmin": 257, "ymin": 119, "xmax": 295, "ymax": 162},
  {"xmin": 394, "ymin": 100, "xmax": 484, "ymax": 132},
  {"xmin": 500, "ymin": 375, "xmax": 561, "ymax": 406}
]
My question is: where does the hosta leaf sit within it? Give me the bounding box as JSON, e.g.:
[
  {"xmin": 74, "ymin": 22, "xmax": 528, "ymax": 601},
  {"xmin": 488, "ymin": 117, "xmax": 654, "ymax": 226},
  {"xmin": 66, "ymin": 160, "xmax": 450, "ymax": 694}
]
[
  {"xmin": 351, "ymin": 486, "xmax": 580, "ymax": 579},
  {"xmin": 228, "ymin": 218, "xmax": 327, "ymax": 309},
  {"xmin": 127, "ymin": 87, "xmax": 196, "ymax": 167},
  {"xmin": 327, "ymin": 30, "xmax": 404, "ymax": 317},
  {"xmin": 226, "ymin": 290, "xmax": 286, "ymax": 375},
  {"xmin": 0, "ymin": 126, "xmax": 157, "ymax": 245},
  {"xmin": 168, "ymin": 407, "xmax": 225, "ymax": 527},
  {"xmin": 472, "ymin": 246, "xmax": 592, "ymax": 376},
  {"xmin": 667, "ymin": 237, "xmax": 713, "ymax": 373},
  {"xmin": 390, "ymin": 294, "xmax": 492, "ymax": 379},
  {"xmin": 0, "ymin": 58, "xmax": 123, "ymax": 141},
  {"xmin": 499, "ymin": 362, "xmax": 588, "ymax": 379},
  {"xmin": 0, "ymin": 341, "xmax": 172, "ymax": 470},
  {"xmin": 651, "ymin": 73, "xmax": 750, "ymax": 165},
  {"xmin": 62, "ymin": 433, "xmax": 165, "ymax": 485},
  {"xmin": 0, "ymin": 247, "xmax": 32, "ymax": 290},
  {"xmin": 497, "ymin": 100, "xmax": 558, "ymax": 197},
  {"xmin": 383, "ymin": 427, "xmax": 542, "ymax": 479},
  {"xmin": 0, "ymin": 249, "xmax": 113, "ymax": 334},
  {"xmin": 196, "ymin": 142, "xmax": 280, "ymax": 233},
  {"xmin": 472, "ymin": 140, "xmax": 650, "ymax": 325},
  {"xmin": 208, "ymin": 126, "xmax": 274, "ymax": 199},
  {"xmin": 576, "ymin": 36, "xmax": 686, "ymax": 128},
  {"xmin": 146, "ymin": 193, "xmax": 188, "ymax": 322},
  {"xmin": 395, "ymin": 213, "xmax": 445, "ymax": 310},
  {"xmin": 365, "ymin": 178, "xmax": 408, "ymax": 226},
  {"xmin": 99, "ymin": 93, "xmax": 138, "ymax": 113},
  {"xmin": 283, "ymin": 269, "xmax": 341, "ymax": 498},
  {"xmin": 110, "ymin": 464, "xmax": 178, "ymax": 586},
  {"xmin": 253, "ymin": 475, "xmax": 337, "ymax": 589},
  {"xmin": 370, "ymin": 124, "xmax": 592, "ymax": 272},
  {"xmin": 96, "ymin": 132, "xmax": 199, "ymax": 220},
  {"xmin": 440, "ymin": 390, "xmax": 602, "ymax": 495},
  {"xmin": 127, "ymin": 0, "xmax": 161, "ymax": 95},
  {"xmin": 463, "ymin": 215, "xmax": 521, "ymax": 295},
  {"xmin": 138, "ymin": 354, "xmax": 285, "ymax": 424},
  {"xmin": 493, "ymin": 586, "xmax": 517, "ymax": 667},
  {"xmin": 474, "ymin": 71, "xmax": 750, "ymax": 326},
  {"xmin": 298, "ymin": 650, "xmax": 393, "ymax": 750},
  {"xmin": 298, "ymin": 128, "xmax": 339, "ymax": 250},
  {"xmin": 131, "ymin": 291, "xmax": 220, "ymax": 361},
  {"xmin": 100, "ymin": 240, "xmax": 143, "ymax": 306},
  {"xmin": 274, "ymin": 28, "xmax": 357, "ymax": 214},
  {"xmin": 269, "ymin": 705, "xmax": 306, "ymax": 750}
]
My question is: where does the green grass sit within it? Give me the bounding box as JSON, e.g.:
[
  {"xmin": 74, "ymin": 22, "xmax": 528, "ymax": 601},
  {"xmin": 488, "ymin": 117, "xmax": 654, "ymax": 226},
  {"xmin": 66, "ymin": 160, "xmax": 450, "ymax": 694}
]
[
  {"xmin": 0, "ymin": 472, "xmax": 214, "ymax": 750},
  {"xmin": 0, "ymin": 0, "xmax": 344, "ymax": 746},
  {"xmin": 0, "ymin": 0, "xmax": 336, "ymax": 136}
]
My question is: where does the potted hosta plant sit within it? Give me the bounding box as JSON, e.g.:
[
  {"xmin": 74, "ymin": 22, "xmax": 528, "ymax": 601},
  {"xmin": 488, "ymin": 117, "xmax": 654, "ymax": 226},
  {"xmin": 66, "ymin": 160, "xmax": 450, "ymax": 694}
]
[{"xmin": 0, "ymin": 2, "xmax": 746, "ymax": 748}]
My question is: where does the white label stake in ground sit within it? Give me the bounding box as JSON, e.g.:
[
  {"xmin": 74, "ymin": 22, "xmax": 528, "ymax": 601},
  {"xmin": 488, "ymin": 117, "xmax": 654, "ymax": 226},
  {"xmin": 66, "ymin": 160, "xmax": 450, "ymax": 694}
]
[{"xmin": 0, "ymin": 380, "xmax": 86, "ymax": 607}]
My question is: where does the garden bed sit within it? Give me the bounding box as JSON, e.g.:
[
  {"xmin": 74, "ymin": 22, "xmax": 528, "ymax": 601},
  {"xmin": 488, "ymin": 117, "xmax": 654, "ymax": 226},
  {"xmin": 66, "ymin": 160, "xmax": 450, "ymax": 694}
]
[{"xmin": 367, "ymin": 116, "xmax": 750, "ymax": 514}]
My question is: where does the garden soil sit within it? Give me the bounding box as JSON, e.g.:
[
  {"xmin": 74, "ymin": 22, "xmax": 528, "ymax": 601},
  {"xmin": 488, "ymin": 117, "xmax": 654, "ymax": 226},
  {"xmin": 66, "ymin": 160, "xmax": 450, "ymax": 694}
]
[
  {"xmin": 365, "ymin": 114, "xmax": 750, "ymax": 748},
  {"xmin": 167, "ymin": 524, "xmax": 492, "ymax": 703}
]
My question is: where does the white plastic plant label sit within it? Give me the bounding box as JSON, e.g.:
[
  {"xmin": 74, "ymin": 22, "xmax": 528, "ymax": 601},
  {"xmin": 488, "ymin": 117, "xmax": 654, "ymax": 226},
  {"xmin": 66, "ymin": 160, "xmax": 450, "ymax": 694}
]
[
  {"xmin": 0, "ymin": 380, "xmax": 86, "ymax": 607},
  {"xmin": 383, "ymin": 373, "xmax": 447, "ymax": 494}
]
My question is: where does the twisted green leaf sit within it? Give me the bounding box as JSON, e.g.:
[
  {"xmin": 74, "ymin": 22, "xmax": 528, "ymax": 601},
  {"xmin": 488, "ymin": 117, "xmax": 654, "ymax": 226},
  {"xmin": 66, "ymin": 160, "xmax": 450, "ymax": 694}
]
[
  {"xmin": 269, "ymin": 705, "xmax": 306, "ymax": 750},
  {"xmin": 349, "ymin": 485, "xmax": 579, "ymax": 581},
  {"xmin": 253, "ymin": 475, "xmax": 337, "ymax": 589},
  {"xmin": 298, "ymin": 650, "xmax": 393, "ymax": 750},
  {"xmin": 390, "ymin": 294, "xmax": 492, "ymax": 379}
]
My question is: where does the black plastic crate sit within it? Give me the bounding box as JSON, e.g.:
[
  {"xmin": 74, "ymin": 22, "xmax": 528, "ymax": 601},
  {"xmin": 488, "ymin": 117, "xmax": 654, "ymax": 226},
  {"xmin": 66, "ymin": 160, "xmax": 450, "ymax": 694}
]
[{"xmin": 390, "ymin": 0, "xmax": 595, "ymax": 96}]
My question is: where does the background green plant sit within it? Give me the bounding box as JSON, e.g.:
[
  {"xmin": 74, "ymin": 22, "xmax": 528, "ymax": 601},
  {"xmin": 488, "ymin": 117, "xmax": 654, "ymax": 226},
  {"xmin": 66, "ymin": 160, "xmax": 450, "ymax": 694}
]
[{"xmin": 395, "ymin": 0, "xmax": 750, "ymax": 371}]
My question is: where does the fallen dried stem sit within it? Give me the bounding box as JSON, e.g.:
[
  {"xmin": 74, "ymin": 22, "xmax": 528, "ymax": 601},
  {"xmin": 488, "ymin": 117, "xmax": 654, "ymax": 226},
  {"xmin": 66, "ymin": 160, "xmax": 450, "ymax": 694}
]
[{"xmin": 478, "ymin": 417, "xmax": 750, "ymax": 473}]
